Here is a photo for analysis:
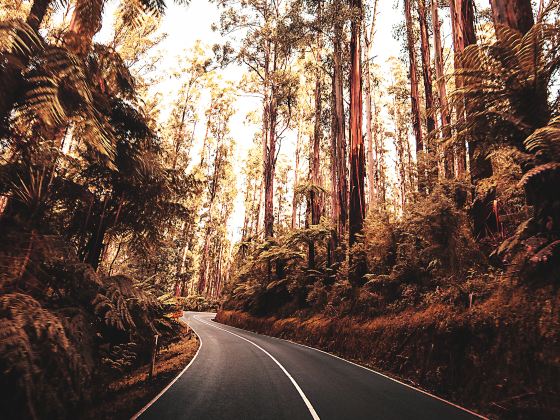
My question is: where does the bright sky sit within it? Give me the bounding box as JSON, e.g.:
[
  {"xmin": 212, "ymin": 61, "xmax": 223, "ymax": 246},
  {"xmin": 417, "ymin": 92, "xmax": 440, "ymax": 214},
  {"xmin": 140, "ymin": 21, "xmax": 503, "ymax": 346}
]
[{"xmin": 97, "ymin": 0, "xmax": 455, "ymax": 244}]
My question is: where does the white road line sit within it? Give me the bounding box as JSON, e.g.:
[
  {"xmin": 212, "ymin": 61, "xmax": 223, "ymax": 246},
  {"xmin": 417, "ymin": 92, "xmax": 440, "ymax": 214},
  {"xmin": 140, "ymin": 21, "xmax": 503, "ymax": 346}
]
[
  {"xmin": 194, "ymin": 315, "xmax": 321, "ymax": 420},
  {"xmin": 212, "ymin": 317, "xmax": 487, "ymax": 420},
  {"xmin": 131, "ymin": 313, "xmax": 203, "ymax": 419}
]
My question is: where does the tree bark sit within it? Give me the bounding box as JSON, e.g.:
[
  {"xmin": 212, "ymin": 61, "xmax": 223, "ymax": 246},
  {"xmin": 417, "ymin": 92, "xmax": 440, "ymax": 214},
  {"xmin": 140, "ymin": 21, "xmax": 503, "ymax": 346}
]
[
  {"xmin": 308, "ymin": 0, "xmax": 323, "ymax": 270},
  {"xmin": 431, "ymin": 0, "xmax": 454, "ymax": 179},
  {"xmin": 418, "ymin": 0, "xmax": 436, "ymax": 190},
  {"xmin": 449, "ymin": 0, "xmax": 476, "ymax": 178},
  {"xmin": 349, "ymin": 0, "xmax": 366, "ymax": 282},
  {"xmin": 332, "ymin": 15, "xmax": 348, "ymax": 243},
  {"xmin": 292, "ymin": 123, "xmax": 302, "ymax": 230},
  {"xmin": 264, "ymin": 95, "xmax": 277, "ymax": 239},
  {"xmin": 490, "ymin": 0, "xmax": 534, "ymax": 39},
  {"xmin": 364, "ymin": 0, "xmax": 379, "ymax": 209},
  {"xmin": 404, "ymin": 0, "xmax": 424, "ymax": 191}
]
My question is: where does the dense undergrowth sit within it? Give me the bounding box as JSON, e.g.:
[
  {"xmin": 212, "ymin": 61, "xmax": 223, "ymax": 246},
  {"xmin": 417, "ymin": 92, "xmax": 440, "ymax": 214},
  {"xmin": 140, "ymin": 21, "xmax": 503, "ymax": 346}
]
[
  {"xmin": 178, "ymin": 295, "xmax": 220, "ymax": 312},
  {"xmin": 0, "ymin": 218, "xmax": 183, "ymax": 419},
  {"xmin": 220, "ymin": 177, "xmax": 560, "ymax": 419}
]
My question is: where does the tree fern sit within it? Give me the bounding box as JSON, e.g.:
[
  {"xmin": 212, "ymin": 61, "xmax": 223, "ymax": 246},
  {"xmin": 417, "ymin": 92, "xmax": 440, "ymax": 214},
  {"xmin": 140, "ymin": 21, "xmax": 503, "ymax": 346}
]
[{"xmin": 0, "ymin": 293, "xmax": 90, "ymax": 420}]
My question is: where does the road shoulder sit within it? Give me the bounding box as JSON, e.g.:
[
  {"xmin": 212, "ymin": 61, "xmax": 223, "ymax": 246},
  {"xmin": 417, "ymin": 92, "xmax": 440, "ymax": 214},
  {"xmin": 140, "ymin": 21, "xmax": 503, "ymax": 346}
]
[{"xmin": 83, "ymin": 326, "xmax": 199, "ymax": 420}]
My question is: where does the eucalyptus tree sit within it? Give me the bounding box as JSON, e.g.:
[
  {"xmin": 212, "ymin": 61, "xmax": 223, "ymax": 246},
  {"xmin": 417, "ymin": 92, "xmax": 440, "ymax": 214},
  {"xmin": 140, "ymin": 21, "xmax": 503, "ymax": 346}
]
[
  {"xmin": 418, "ymin": 0, "xmax": 435, "ymax": 189},
  {"xmin": 403, "ymin": 0, "xmax": 423, "ymax": 169},
  {"xmin": 347, "ymin": 0, "xmax": 367, "ymax": 282},
  {"xmin": 196, "ymin": 83, "xmax": 237, "ymax": 295},
  {"xmin": 329, "ymin": 0, "xmax": 349, "ymax": 244},
  {"xmin": 431, "ymin": 0, "xmax": 453, "ymax": 179},
  {"xmin": 489, "ymin": 0, "xmax": 534, "ymax": 39},
  {"xmin": 449, "ymin": 0, "xmax": 476, "ymax": 177},
  {"xmin": 363, "ymin": 0, "xmax": 379, "ymax": 208},
  {"xmin": 214, "ymin": 0, "xmax": 302, "ymax": 242}
]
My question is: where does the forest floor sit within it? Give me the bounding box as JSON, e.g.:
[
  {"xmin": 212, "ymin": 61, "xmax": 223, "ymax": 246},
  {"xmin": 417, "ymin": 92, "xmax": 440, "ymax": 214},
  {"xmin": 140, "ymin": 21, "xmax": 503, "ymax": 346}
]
[
  {"xmin": 83, "ymin": 326, "xmax": 199, "ymax": 420},
  {"xmin": 217, "ymin": 284, "xmax": 559, "ymax": 419}
]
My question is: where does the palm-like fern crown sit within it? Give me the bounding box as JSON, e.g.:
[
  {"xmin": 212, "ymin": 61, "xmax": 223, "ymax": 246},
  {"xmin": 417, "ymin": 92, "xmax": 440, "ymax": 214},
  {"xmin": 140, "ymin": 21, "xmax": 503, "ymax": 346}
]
[
  {"xmin": 458, "ymin": 13, "xmax": 560, "ymax": 277},
  {"xmin": 457, "ymin": 22, "xmax": 560, "ymax": 153}
]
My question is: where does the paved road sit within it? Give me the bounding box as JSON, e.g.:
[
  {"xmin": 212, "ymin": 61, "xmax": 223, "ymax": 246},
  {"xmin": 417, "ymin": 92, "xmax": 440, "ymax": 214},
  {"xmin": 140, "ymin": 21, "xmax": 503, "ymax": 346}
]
[{"xmin": 136, "ymin": 312, "xmax": 483, "ymax": 420}]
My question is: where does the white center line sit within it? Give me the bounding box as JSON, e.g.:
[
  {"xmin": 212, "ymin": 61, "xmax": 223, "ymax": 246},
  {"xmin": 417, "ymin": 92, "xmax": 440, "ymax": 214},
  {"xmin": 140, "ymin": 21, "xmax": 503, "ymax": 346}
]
[{"xmin": 194, "ymin": 315, "xmax": 321, "ymax": 420}]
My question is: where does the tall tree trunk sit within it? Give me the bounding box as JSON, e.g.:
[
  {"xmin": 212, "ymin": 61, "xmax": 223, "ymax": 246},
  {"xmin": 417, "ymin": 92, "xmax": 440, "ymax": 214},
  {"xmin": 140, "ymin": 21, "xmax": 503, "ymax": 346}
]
[
  {"xmin": 198, "ymin": 226, "xmax": 211, "ymax": 295},
  {"xmin": 490, "ymin": 0, "xmax": 534, "ymax": 39},
  {"xmin": 292, "ymin": 122, "xmax": 302, "ymax": 229},
  {"xmin": 418, "ymin": 0, "xmax": 436, "ymax": 189},
  {"xmin": 349, "ymin": 0, "xmax": 366, "ymax": 283},
  {"xmin": 264, "ymin": 95, "xmax": 277, "ymax": 239},
  {"xmin": 449, "ymin": 0, "xmax": 476, "ymax": 178},
  {"xmin": 262, "ymin": 30, "xmax": 278, "ymax": 242},
  {"xmin": 332, "ymin": 16, "xmax": 348, "ymax": 243},
  {"xmin": 392, "ymin": 97, "xmax": 408, "ymax": 210},
  {"xmin": 431, "ymin": 0, "xmax": 454, "ymax": 179},
  {"xmin": 452, "ymin": 0, "xmax": 501, "ymax": 238},
  {"xmin": 308, "ymin": 0, "xmax": 323, "ymax": 270},
  {"xmin": 364, "ymin": 0, "xmax": 379, "ymax": 209},
  {"xmin": 373, "ymin": 99, "xmax": 386, "ymax": 204},
  {"xmin": 242, "ymin": 185, "xmax": 251, "ymax": 240},
  {"xmin": 404, "ymin": 0, "xmax": 424, "ymax": 191}
]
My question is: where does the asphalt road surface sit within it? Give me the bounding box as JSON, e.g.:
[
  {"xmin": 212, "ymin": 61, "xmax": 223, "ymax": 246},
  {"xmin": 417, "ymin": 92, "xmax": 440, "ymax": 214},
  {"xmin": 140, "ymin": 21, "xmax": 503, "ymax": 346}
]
[{"xmin": 135, "ymin": 312, "xmax": 484, "ymax": 420}]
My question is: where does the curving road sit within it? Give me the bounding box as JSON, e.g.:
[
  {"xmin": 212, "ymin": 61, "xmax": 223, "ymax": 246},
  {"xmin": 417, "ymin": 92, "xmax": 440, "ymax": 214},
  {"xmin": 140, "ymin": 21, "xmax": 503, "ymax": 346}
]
[{"xmin": 135, "ymin": 312, "xmax": 484, "ymax": 420}]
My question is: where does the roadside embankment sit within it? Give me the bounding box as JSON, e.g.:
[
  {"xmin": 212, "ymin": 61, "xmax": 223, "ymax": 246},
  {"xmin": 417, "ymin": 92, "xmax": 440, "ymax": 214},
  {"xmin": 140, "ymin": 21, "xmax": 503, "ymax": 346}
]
[
  {"xmin": 217, "ymin": 285, "xmax": 559, "ymax": 419},
  {"xmin": 84, "ymin": 325, "xmax": 199, "ymax": 420}
]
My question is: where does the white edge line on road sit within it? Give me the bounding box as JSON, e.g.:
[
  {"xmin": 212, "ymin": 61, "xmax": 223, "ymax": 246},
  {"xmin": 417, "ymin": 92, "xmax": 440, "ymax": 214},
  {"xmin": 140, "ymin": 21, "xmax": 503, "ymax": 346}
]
[
  {"xmin": 212, "ymin": 318, "xmax": 488, "ymax": 420},
  {"xmin": 194, "ymin": 315, "xmax": 321, "ymax": 420},
  {"xmin": 131, "ymin": 313, "xmax": 203, "ymax": 420}
]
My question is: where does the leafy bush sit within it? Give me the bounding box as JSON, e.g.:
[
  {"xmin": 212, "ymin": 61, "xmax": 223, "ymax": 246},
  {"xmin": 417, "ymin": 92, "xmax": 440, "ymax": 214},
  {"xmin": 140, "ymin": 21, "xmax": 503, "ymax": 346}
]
[{"xmin": 0, "ymin": 221, "xmax": 180, "ymax": 419}]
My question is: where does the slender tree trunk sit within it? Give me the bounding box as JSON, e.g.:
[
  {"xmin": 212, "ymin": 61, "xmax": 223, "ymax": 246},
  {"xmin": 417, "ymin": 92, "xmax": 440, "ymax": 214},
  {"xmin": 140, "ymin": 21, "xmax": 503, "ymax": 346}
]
[
  {"xmin": 349, "ymin": 0, "xmax": 366, "ymax": 283},
  {"xmin": 264, "ymin": 95, "xmax": 277, "ymax": 239},
  {"xmin": 364, "ymin": 0, "xmax": 378, "ymax": 209},
  {"xmin": 418, "ymin": 0, "xmax": 436, "ymax": 188},
  {"xmin": 292, "ymin": 123, "xmax": 302, "ymax": 229},
  {"xmin": 392, "ymin": 97, "xmax": 408, "ymax": 210},
  {"xmin": 490, "ymin": 0, "xmax": 534, "ymax": 38},
  {"xmin": 255, "ymin": 179, "xmax": 263, "ymax": 237},
  {"xmin": 332, "ymin": 18, "xmax": 348, "ymax": 243},
  {"xmin": 198, "ymin": 227, "xmax": 210, "ymax": 295},
  {"xmin": 431, "ymin": 0, "xmax": 454, "ymax": 179},
  {"xmin": 404, "ymin": 0, "xmax": 424, "ymax": 192},
  {"xmin": 419, "ymin": 0, "xmax": 435, "ymax": 138},
  {"xmin": 249, "ymin": 179, "xmax": 259, "ymax": 238},
  {"xmin": 449, "ymin": 0, "xmax": 476, "ymax": 178},
  {"xmin": 242, "ymin": 186, "xmax": 251, "ymax": 240},
  {"xmin": 263, "ymin": 32, "xmax": 278, "ymax": 242},
  {"xmin": 260, "ymin": 34, "xmax": 270, "ymax": 239},
  {"xmin": 308, "ymin": 0, "xmax": 323, "ymax": 270},
  {"xmin": 373, "ymin": 99, "xmax": 386, "ymax": 204}
]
